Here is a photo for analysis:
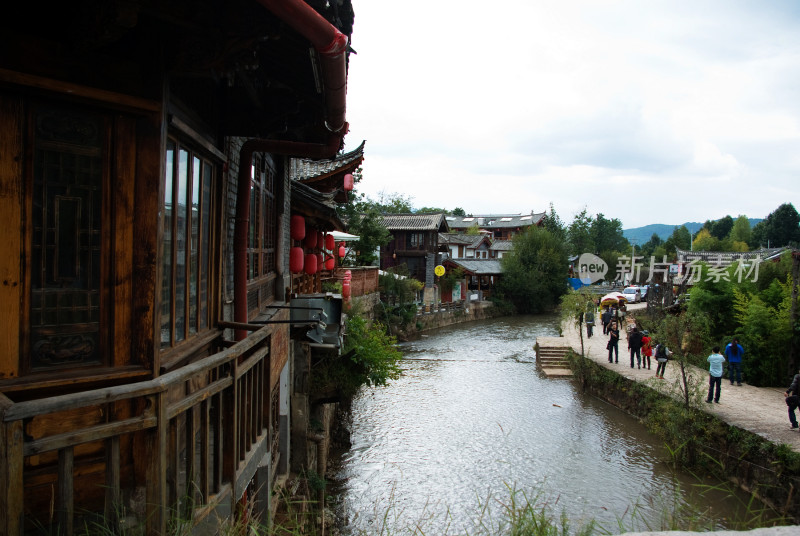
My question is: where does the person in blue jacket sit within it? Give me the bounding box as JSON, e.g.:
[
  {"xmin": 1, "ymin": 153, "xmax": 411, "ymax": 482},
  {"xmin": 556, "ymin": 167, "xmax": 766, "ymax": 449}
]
[{"xmin": 725, "ymin": 337, "xmax": 744, "ymax": 386}]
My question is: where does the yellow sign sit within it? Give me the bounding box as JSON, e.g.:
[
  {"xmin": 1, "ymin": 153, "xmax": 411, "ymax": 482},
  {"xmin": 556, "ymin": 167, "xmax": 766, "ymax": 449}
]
[{"xmin": 434, "ymin": 265, "xmax": 445, "ymax": 277}]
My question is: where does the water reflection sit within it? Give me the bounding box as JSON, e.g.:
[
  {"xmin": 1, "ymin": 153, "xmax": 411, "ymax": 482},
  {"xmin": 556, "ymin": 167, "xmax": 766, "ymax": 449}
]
[{"xmin": 331, "ymin": 315, "xmax": 748, "ymax": 534}]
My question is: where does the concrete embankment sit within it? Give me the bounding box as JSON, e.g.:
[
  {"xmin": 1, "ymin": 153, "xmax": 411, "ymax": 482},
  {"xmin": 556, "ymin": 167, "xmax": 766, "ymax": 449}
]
[{"xmin": 394, "ymin": 300, "xmax": 503, "ymax": 340}]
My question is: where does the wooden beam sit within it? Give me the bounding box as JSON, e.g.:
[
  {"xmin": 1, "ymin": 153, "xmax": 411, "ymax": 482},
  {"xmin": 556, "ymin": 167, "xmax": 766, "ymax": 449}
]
[
  {"xmin": 0, "ymin": 96, "xmax": 21, "ymax": 381},
  {"xmin": 0, "ymin": 68, "xmax": 161, "ymax": 113}
]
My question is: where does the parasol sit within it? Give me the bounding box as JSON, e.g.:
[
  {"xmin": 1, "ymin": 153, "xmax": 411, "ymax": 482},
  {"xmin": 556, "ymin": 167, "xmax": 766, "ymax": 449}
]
[{"xmin": 600, "ymin": 292, "xmax": 627, "ymax": 305}]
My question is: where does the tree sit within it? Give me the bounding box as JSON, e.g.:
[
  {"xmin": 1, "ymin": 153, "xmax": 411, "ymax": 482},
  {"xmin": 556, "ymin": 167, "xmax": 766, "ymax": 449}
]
[
  {"xmin": 751, "ymin": 203, "xmax": 800, "ymax": 248},
  {"xmin": 542, "ymin": 202, "xmax": 566, "ymax": 242},
  {"xmin": 664, "ymin": 225, "xmax": 691, "ymax": 256},
  {"xmin": 416, "ymin": 206, "xmax": 449, "ymax": 214},
  {"xmin": 704, "ymin": 215, "xmax": 734, "ymax": 240},
  {"xmin": 567, "ymin": 208, "xmax": 593, "ymax": 256},
  {"xmin": 560, "ymin": 289, "xmax": 597, "ymax": 357},
  {"xmin": 497, "ymin": 226, "xmax": 569, "ymax": 313},
  {"xmin": 729, "ymin": 215, "xmax": 752, "ymax": 246},
  {"xmin": 653, "ymin": 311, "xmax": 709, "ymax": 409},
  {"xmin": 452, "ymin": 207, "xmax": 466, "ymax": 216},
  {"xmin": 692, "ymin": 229, "xmax": 720, "ymax": 252},
  {"xmin": 372, "ymin": 190, "xmax": 414, "ymax": 213},
  {"xmin": 590, "ymin": 213, "xmax": 627, "ymax": 253},
  {"xmin": 337, "ymin": 183, "xmax": 392, "ymax": 266}
]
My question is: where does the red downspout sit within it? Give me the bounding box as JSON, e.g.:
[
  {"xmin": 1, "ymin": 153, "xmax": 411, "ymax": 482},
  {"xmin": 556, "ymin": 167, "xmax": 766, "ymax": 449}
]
[
  {"xmin": 233, "ymin": 1, "xmax": 350, "ymax": 340},
  {"xmin": 256, "ymin": 0, "xmax": 349, "ymax": 133}
]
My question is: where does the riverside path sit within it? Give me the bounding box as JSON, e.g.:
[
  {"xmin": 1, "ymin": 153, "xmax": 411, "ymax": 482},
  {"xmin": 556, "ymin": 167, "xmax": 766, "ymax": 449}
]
[{"xmin": 537, "ymin": 302, "xmax": 800, "ymax": 453}]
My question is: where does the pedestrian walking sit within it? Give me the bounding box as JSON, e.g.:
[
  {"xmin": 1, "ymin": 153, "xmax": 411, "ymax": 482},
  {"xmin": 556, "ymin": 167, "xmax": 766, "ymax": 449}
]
[
  {"xmin": 585, "ymin": 304, "xmax": 595, "ymax": 338},
  {"xmin": 725, "ymin": 337, "xmax": 744, "ymax": 386},
  {"xmin": 607, "ymin": 322, "xmax": 619, "ymax": 363},
  {"xmin": 784, "ymin": 369, "xmax": 800, "ymax": 430},
  {"xmin": 601, "ymin": 307, "xmax": 612, "ymax": 335},
  {"xmin": 654, "ymin": 341, "xmax": 670, "ymax": 379},
  {"xmin": 706, "ymin": 346, "xmax": 726, "ymax": 403},
  {"xmin": 641, "ymin": 330, "xmax": 652, "ymax": 370},
  {"xmin": 628, "ymin": 326, "xmax": 643, "ymax": 369}
]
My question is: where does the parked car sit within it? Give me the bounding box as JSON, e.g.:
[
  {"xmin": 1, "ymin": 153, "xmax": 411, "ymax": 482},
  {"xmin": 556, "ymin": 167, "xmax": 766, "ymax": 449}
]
[
  {"xmin": 622, "ymin": 286, "xmax": 641, "ymax": 303},
  {"xmin": 639, "ymin": 285, "xmax": 649, "ymax": 300}
]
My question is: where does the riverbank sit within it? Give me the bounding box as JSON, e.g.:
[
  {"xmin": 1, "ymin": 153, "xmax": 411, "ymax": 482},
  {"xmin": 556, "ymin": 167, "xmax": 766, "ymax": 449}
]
[
  {"xmin": 537, "ymin": 302, "xmax": 800, "ymax": 525},
  {"xmin": 539, "ymin": 302, "xmax": 800, "ymax": 452},
  {"xmin": 393, "ymin": 300, "xmax": 504, "ymax": 340}
]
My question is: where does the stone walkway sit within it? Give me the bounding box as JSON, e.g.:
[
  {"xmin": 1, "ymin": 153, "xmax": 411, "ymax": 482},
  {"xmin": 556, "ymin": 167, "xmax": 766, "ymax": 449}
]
[{"xmin": 536, "ymin": 302, "xmax": 800, "ymax": 452}]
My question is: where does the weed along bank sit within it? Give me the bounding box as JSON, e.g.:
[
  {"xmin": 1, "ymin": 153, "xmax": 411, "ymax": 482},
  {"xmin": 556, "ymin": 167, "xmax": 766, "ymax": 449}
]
[
  {"xmin": 0, "ymin": 1, "xmax": 371, "ymax": 533},
  {"xmin": 538, "ymin": 302, "xmax": 800, "ymax": 523}
]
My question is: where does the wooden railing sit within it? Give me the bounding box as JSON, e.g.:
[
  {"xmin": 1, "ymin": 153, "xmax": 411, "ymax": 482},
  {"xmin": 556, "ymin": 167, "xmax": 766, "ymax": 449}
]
[{"xmin": 0, "ymin": 326, "xmax": 274, "ymax": 536}]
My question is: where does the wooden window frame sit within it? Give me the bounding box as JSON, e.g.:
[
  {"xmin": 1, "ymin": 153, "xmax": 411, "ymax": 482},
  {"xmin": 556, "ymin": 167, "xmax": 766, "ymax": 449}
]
[{"xmin": 159, "ymin": 137, "xmax": 219, "ymax": 354}]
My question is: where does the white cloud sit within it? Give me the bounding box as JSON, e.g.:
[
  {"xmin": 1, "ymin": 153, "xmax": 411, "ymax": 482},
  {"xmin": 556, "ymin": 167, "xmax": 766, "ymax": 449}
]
[{"xmin": 344, "ymin": 0, "xmax": 800, "ymax": 228}]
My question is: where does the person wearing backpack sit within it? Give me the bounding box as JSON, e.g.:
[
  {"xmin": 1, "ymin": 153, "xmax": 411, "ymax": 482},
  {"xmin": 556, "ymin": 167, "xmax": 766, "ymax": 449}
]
[
  {"xmin": 628, "ymin": 326, "xmax": 644, "ymax": 369},
  {"xmin": 654, "ymin": 342, "xmax": 670, "ymax": 379},
  {"xmin": 784, "ymin": 369, "xmax": 800, "ymax": 429}
]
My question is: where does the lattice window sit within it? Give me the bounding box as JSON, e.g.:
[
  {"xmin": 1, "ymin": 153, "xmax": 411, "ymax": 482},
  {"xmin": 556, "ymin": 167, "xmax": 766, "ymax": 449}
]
[{"xmin": 29, "ymin": 107, "xmax": 105, "ymax": 370}]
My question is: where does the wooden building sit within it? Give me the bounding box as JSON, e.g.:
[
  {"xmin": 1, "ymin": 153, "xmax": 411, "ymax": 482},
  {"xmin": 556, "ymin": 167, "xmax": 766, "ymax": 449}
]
[
  {"xmin": 0, "ymin": 0, "xmax": 357, "ymax": 533},
  {"xmin": 379, "ymin": 213, "xmax": 449, "ymax": 283}
]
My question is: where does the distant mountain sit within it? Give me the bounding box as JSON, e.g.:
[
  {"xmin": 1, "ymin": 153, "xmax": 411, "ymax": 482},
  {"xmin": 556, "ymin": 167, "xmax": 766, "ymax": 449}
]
[{"xmin": 623, "ymin": 219, "xmax": 762, "ymax": 244}]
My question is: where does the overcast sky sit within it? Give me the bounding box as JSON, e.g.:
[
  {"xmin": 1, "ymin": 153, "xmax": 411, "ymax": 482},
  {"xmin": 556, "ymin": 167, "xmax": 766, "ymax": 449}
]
[{"xmin": 341, "ymin": 0, "xmax": 800, "ymax": 229}]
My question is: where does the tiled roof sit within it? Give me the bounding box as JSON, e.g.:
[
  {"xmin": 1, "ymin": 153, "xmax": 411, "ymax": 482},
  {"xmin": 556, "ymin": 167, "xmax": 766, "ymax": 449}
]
[
  {"xmin": 490, "ymin": 240, "xmax": 513, "ymax": 251},
  {"xmin": 446, "ymin": 258, "xmax": 504, "ymax": 275},
  {"xmin": 289, "ymin": 141, "xmax": 365, "ymax": 182},
  {"xmin": 446, "ymin": 212, "xmax": 545, "ymax": 229},
  {"xmin": 438, "ymin": 233, "xmax": 475, "ymax": 245},
  {"xmin": 380, "ymin": 213, "xmax": 449, "ymax": 231},
  {"xmin": 676, "ymin": 247, "xmax": 789, "ymax": 265}
]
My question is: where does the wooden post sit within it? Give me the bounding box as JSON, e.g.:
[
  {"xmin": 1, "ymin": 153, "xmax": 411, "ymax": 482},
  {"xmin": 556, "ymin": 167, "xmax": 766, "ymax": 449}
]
[
  {"xmin": 57, "ymin": 447, "xmax": 74, "ymax": 536},
  {"xmin": 146, "ymin": 392, "xmax": 168, "ymax": 536},
  {"xmin": 0, "ymin": 395, "xmax": 23, "ymax": 536}
]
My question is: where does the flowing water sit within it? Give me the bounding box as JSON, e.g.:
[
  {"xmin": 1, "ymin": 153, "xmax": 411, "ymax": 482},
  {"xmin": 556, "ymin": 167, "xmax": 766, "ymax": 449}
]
[{"xmin": 330, "ymin": 315, "xmax": 755, "ymax": 535}]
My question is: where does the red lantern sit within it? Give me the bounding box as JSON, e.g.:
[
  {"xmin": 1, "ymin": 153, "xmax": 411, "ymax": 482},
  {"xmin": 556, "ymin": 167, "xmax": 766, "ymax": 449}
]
[
  {"xmin": 325, "ymin": 256, "xmax": 335, "ymax": 270},
  {"xmin": 338, "ymin": 245, "xmax": 346, "ymax": 258},
  {"xmin": 290, "ymin": 215, "xmax": 305, "ymax": 241},
  {"xmin": 304, "ymin": 253, "xmax": 317, "ymax": 275},
  {"xmin": 325, "ymin": 233, "xmax": 335, "ymax": 251},
  {"xmin": 290, "ymin": 247, "xmax": 304, "ymax": 273},
  {"xmin": 343, "ymin": 173, "xmax": 354, "ymax": 191},
  {"xmin": 304, "ymin": 225, "xmax": 317, "ymax": 248},
  {"xmin": 316, "ymin": 253, "xmax": 323, "ymax": 272},
  {"xmin": 317, "ymin": 230, "xmax": 324, "ymax": 248},
  {"xmin": 342, "ymin": 280, "xmax": 351, "ymax": 299}
]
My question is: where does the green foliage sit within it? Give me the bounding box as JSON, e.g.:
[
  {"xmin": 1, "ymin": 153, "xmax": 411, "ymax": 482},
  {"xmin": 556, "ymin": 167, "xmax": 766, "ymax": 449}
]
[
  {"xmin": 311, "ymin": 315, "xmax": 402, "ymax": 400},
  {"xmin": 750, "ymin": 202, "xmax": 800, "ymax": 248},
  {"xmin": 379, "ymin": 265, "xmax": 423, "ymax": 306},
  {"xmin": 496, "ymin": 226, "xmax": 568, "ymax": 313},
  {"xmin": 559, "ymin": 289, "xmax": 596, "ymax": 356},
  {"xmin": 439, "ymin": 267, "xmax": 465, "ymax": 292},
  {"xmin": 542, "ymin": 202, "xmax": 566, "ymax": 242},
  {"xmin": 341, "ymin": 316, "xmax": 402, "ymax": 390}
]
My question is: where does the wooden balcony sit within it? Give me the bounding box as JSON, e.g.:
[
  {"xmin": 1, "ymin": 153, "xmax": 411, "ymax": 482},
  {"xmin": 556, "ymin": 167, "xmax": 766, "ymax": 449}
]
[{"xmin": 0, "ymin": 326, "xmax": 278, "ymax": 536}]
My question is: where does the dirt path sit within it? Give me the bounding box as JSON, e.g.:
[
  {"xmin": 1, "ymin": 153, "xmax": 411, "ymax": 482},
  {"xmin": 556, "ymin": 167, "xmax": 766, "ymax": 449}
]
[{"xmin": 537, "ymin": 302, "xmax": 800, "ymax": 452}]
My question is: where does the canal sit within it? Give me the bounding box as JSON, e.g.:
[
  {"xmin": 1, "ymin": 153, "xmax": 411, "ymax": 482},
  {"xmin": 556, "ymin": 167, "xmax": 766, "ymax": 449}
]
[{"xmin": 329, "ymin": 314, "xmax": 756, "ymax": 535}]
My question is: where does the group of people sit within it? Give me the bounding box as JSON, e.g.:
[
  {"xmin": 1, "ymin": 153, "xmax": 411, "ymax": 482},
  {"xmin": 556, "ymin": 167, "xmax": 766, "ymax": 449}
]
[
  {"xmin": 591, "ymin": 303, "xmax": 747, "ymax": 397},
  {"xmin": 587, "ymin": 304, "xmax": 800, "ymax": 431}
]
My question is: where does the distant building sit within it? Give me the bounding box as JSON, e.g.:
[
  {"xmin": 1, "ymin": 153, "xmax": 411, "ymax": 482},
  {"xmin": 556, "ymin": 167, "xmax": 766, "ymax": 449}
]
[
  {"xmin": 445, "ymin": 212, "xmax": 545, "ymax": 240},
  {"xmin": 379, "ymin": 213, "xmax": 449, "ymax": 283}
]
